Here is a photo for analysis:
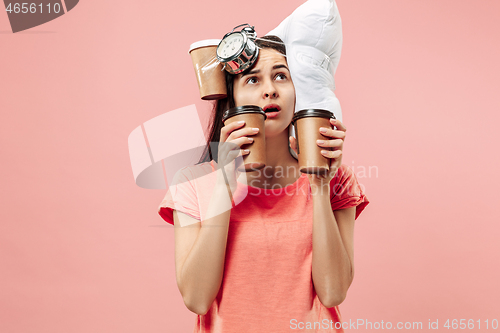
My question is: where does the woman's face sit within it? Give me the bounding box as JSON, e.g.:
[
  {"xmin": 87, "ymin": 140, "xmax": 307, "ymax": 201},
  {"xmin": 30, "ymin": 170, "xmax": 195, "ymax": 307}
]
[{"xmin": 233, "ymin": 48, "xmax": 295, "ymax": 137}]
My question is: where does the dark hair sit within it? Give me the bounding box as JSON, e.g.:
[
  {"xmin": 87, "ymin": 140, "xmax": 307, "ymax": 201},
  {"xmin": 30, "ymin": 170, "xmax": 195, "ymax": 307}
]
[{"xmin": 197, "ymin": 35, "xmax": 287, "ymax": 164}]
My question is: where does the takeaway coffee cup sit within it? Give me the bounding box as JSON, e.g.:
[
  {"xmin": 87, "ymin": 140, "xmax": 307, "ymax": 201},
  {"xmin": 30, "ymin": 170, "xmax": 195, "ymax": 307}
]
[
  {"xmin": 189, "ymin": 39, "xmax": 227, "ymax": 100},
  {"xmin": 292, "ymin": 109, "xmax": 336, "ymax": 174},
  {"xmin": 222, "ymin": 105, "xmax": 267, "ymax": 171}
]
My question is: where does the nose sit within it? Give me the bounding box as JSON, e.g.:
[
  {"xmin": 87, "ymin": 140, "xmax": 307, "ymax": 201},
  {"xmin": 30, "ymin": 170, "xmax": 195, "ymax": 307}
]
[{"xmin": 262, "ymin": 80, "xmax": 278, "ymax": 99}]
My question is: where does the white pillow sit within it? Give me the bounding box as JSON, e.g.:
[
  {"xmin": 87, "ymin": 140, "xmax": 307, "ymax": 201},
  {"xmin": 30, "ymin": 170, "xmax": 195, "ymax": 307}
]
[{"xmin": 267, "ymin": 0, "xmax": 343, "ymax": 123}]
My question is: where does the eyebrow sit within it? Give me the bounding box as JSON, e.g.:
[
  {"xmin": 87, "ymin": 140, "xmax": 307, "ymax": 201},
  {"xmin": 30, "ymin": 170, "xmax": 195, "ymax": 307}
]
[
  {"xmin": 272, "ymin": 64, "xmax": 289, "ymax": 71},
  {"xmin": 241, "ymin": 64, "xmax": 290, "ymax": 78}
]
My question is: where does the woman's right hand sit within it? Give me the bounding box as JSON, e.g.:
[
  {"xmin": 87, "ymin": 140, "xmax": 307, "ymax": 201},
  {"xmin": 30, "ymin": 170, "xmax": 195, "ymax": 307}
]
[{"xmin": 217, "ymin": 120, "xmax": 259, "ymax": 193}]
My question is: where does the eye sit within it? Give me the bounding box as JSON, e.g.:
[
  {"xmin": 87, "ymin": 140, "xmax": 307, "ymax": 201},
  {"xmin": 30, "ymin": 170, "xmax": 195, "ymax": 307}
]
[
  {"xmin": 246, "ymin": 77, "xmax": 258, "ymax": 85},
  {"xmin": 275, "ymin": 73, "xmax": 287, "ymax": 81}
]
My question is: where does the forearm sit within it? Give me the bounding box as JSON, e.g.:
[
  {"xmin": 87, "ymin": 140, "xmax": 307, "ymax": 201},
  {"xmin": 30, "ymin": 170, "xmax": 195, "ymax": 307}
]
[
  {"xmin": 311, "ymin": 185, "xmax": 353, "ymax": 307},
  {"xmin": 179, "ymin": 172, "xmax": 233, "ymax": 314}
]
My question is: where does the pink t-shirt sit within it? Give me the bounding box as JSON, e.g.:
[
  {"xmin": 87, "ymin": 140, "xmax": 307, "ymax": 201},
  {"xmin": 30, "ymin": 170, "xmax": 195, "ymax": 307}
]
[{"xmin": 158, "ymin": 160, "xmax": 369, "ymax": 333}]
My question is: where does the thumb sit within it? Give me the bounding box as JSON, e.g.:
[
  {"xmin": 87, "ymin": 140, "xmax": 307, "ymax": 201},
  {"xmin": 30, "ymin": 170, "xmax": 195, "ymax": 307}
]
[{"xmin": 289, "ymin": 136, "xmax": 298, "ymax": 155}]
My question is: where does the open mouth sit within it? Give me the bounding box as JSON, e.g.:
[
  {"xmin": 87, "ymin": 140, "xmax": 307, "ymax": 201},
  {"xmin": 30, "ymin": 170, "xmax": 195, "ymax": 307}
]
[{"xmin": 263, "ymin": 104, "xmax": 281, "ymax": 113}]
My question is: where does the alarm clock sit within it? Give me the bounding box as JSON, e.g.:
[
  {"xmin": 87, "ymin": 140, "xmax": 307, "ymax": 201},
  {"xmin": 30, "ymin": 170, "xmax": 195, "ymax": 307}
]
[{"xmin": 216, "ymin": 24, "xmax": 259, "ymax": 75}]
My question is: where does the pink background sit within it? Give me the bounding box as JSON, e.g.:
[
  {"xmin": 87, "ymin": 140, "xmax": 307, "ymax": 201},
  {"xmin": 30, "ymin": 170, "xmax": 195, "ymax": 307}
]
[{"xmin": 1, "ymin": 0, "xmax": 499, "ymax": 332}]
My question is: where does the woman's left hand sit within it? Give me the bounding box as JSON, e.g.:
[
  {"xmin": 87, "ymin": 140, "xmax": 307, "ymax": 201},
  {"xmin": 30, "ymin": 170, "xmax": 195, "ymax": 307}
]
[{"xmin": 289, "ymin": 118, "xmax": 346, "ymax": 188}]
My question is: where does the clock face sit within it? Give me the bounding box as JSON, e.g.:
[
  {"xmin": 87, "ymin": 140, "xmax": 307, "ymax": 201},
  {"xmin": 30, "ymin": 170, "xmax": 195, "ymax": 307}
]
[{"xmin": 217, "ymin": 33, "xmax": 245, "ymax": 60}]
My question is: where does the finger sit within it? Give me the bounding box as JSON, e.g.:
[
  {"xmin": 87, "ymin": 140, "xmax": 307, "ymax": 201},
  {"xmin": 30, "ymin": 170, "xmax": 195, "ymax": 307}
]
[
  {"xmin": 228, "ymin": 126, "xmax": 259, "ymax": 142},
  {"xmin": 233, "ymin": 147, "xmax": 250, "ymax": 156},
  {"xmin": 221, "ymin": 137, "xmax": 254, "ymax": 152},
  {"xmin": 226, "ymin": 148, "xmax": 248, "ymax": 165},
  {"xmin": 219, "ymin": 140, "xmax": 242, "ymax": 154},
  {"xmin": 330, "ymin": 118, "xmax": 346, "ymax": 132},
  {"xmin": 320, "ymin": 149, "xmax": 343, "ymax": 159},
  {"xmin": 289, "ymin": 136, "xmax": 298, "ymax": 155},
  {"xmin": 238, "ymin": 136, "xmax": 254, "ymax": 148},
  {"xmin": 221, "ymin": 120, "xmax": 246, "ymax": 142},
  {"xmin": 240, "ymin": 148, "xmax": 250, "ymax": 157},
  {"xmin": 319, "ymin": 127, "xmax": 346, "ymax": 140},
  {"xmin": 316, "ymin": 138, "xmax": 343, "ymax": 148},
  {"xmin": 234, "ymin": 149, "xmax": 249, "ymax": 170}
]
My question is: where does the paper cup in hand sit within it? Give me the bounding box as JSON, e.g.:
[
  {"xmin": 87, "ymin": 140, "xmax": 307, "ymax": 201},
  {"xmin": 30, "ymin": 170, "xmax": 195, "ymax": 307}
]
[
  {"xmin": 292, "ymin": 109, "xmax": 335, "ymax": 174},
  {"xmin": 222, "ymin": 105, "xmax": 267, "ymax": 172}
]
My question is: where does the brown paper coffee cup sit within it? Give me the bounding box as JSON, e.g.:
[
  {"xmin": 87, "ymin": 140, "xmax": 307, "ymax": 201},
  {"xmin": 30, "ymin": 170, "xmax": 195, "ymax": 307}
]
[
  {"xmin": 222, "ymin": 106, "xmax": 267, "ymax": 171},
  {"xmin": 292, "ymin": 109, "xmax": 336, "ymax": 174},
  {"xmin": 189, "ymin": 40, "xmax": 227, "ymax": 100}
]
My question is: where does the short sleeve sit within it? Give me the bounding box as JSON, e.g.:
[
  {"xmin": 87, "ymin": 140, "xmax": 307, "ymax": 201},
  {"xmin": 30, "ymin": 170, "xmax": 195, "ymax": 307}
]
[
  {"xmin": 330, "ymin": 165, "xmax": 369, "ymax": 220},
  {"xmin": 157, "ymin": 167, "xmax": 201, "ymax": 225}
]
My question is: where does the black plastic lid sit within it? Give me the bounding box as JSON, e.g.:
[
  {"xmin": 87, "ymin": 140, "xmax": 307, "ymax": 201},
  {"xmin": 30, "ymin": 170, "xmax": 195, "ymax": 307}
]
[
  {"xmin": 292, "ymin": 109, "xmax": 335, "ymax": 123},
  {"xmin": 222, "ymin": 105, "xmax": 267, "ymax": 122}
]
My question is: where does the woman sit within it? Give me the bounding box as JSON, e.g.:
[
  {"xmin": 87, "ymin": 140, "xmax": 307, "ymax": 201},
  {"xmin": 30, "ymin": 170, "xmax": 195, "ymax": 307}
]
[{"xmin": 158, "ymin": 35, "xmax": 369, "ymax": 332}]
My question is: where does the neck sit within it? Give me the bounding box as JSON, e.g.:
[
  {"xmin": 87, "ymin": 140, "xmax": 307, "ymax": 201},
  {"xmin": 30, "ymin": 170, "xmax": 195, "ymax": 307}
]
[
  {"xmin": 240, "ymin": 126, "xmax": 300, "ymax": 187},
  {"xmin": 264, "ymin": 127, "xmax": 297, "ymax": 170}
]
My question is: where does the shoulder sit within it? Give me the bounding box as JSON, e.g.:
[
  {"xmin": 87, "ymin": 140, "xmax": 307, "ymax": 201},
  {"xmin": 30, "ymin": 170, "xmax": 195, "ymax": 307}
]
[
  {"xmin": 171, "ymin": 160, "xmax": 215, "ymax": 186},
  {"xmin": 329, "ymin": 164, "xmax": 364, "ymax": 198},
  {"xmin": 329, "ymin": 164, "xmax": 370, "ymax": 219},
  {"xmin": 331, "ymin": 164, "xmax": 356, "ymax": 185}
]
